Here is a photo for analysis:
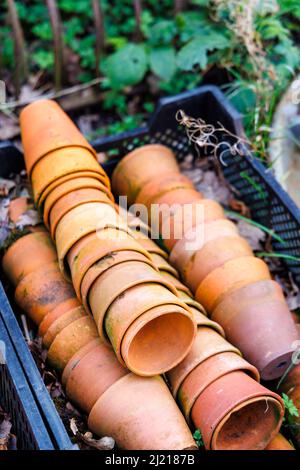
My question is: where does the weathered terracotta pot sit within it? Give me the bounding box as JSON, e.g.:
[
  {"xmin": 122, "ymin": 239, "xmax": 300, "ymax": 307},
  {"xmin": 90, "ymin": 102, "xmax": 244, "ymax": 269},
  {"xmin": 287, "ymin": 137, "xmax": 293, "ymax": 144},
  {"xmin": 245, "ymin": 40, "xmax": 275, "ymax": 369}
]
[
  {"xmin": 88, "ymin": 374, "xmax": 196, "ymax": 450},
  {"xmin": 62, "ymin": 340, "xmax": 128, "ymax": 413},
  {"xmin": 178, "ymin": 351, "xmax": 259, "ymax": 422},
  {"xmin": 8, "ymin": 197, "xmax": 33, "ymax": 223},
  {"xmin": 265, "ymin": 434, "xmax": 295, "ymax": 450},
  {"xmin": 167, "ymin": 326, "xmax": 240, "ymax": 398},
  {"xmin": 105, "ymin": 282, "xmax": 194, "ymax": 369},
  {"xmin": 49, "ymin": 188, "xmax": 114, "ymax": 240},
  {"xmin": 188, "ymin": 306, "xmax": 224, "ymax": 336},
  {"xmin": 88, "ymin": 260, "xmax": 178, "ymax": 341},
  {"xmin": 112, "ymin": 144, "xmax": 180, "ymax": 205},
  {"xmin": 160, "ymin": 271, "xmax": 191, "ymax": 295},
  {"xmin": 121, "ymin": 303, "xmax": 196, "ymax": 376},
  {"xmin": 47, "ymin": 316, "xmax": 98, "ymax": 372},
  {"xmin": 191, "ymin": 371, "xmax": 284, "ymax": 450},
  {"xmin": 67, "ymin": 228, "xmax": 152, "ymax": 298},
  {"xmin": 31, "ymin": 147, "xmax": 106, "ymax": 203},
  {"xmin": 117, "ymin": 205, "xmax": 151, "ymax": 237},
  {"xmin": 55, "ymin": 202, "xmax": 129, "ymax": 277},
  {"xmin": 2, "ymin": 232, "xmax": 57, "ymax": 285},
  {"xmin": 152, "ymin": 188, "xmax": 202, "ymax": 211},
  {"xmin": 151, "ymin": 253, "xmax": 179, "ymax": 277},
  {"xmin": 14, "ymin": 262, "xmax": 76, "ymax": 325},
  {"xmin": 132, "ymin": 233, "xmax": 168, "ymax": 258},
  {"xmin": 212, "ymin": 280, "xmax": 299, "ymax": 380},
  {"xmin": 42, "ymin": 306, "xmax": 86, "ymax": 349},
  {"xmin": 20, "ymin": 99, "xmax": 97, "ymax": 176},
  {"xmin": 195, "ymin": 256, "xmax": 271, "ymax": 311},
  {"xmin": 38, "ymin": 297, "xmax": 81, "ymax": 338},
  {"xmin": 177, "ymin": 291, "xmax": 207, "ymax": 316},
  {"xmin": 184, "ymin": 236, "xmax": 253, "ymax": 292}
]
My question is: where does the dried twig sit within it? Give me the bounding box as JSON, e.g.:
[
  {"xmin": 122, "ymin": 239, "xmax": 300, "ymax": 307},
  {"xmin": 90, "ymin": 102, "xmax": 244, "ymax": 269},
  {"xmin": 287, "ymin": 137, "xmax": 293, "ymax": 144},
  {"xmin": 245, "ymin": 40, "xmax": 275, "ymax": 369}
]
[
  {"xmin": 174, "ymin": 0, "xmax": 187, "ymax": 14},
  {"xmin": 46, "ymin": 0, "xmax": 65, "ymax": 90},
  {"xmin": 92, "ymin": 0, "xmax": 106, "ymax": 77},
  {"xmin": 133, "ymin": 0, "xmax": 143, "ymax": 41}
]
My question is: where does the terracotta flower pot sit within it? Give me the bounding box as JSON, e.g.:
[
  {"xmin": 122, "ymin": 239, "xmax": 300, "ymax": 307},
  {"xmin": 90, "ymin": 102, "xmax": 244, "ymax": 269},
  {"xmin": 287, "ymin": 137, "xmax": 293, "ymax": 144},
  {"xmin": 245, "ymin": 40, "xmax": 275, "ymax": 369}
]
[
  {"xmin": 167, "ymin": 326, "xmax": 240, "ymax": 398},
  {"xmin": 178, "ymin": 351, "xmax": 259, "ymax": 422},
  {"xmin": 191, "ymin": 371, "xmax": 284, "ymax": 450},
  {"xmin": 31, "ymin": 147, "xmax": 107, "ymax": 203},
  {"xmin": 20, "ymin": 99, "xmax": 97, "ymax": 176},
  {"xmin": 2, "ymin": 232, "xmax": 57, "ymax": 286},
  {"xmin": 152, "ymin": 188, "xmax": 203, "ymax": 212},
  {"xmin": 88, "ymin": 373, "xmax": 196, "ymax": 450},
  {"xmin": 49, "ymin": 188, "xmax": 114, "ymax": 239},
  {"xmin": 132, "ymin": 233, "xmax": 168, "ymax": 258},
  {"xmin": 112, "ymin": 144, "xmax": 180, "ymax": 205},
  {"xmin": 14, "ymin": 262, "xmax": 76, "ymax": 325},
  {"xmin": 62, "ymin": 339, "xmax": 128, "ymax": 413},
  {"xmin": 160, "ymin": 271, "xmax": 191, "ymax": 295},
  {"xmin": 195, "ymin": 256, "xmax": 271, "ymax": 311},
  {"xmin": 265, "ymin": 434, "xmax": 295, "ymax": 450},
  {"xmin": 117, "ymin": 205, "xmax": 151, "ymax": 237},
  {"xmin": 38, "ymin": 297, "xmax": 81, "ymax": 338},
  {"xmin": 55, "ymin": 202, "xmax": 129, "ymax": 277},
  {"xmin": 177, "ymin": 291, "xmax": 207, "ymax": 316},
  {"xmin": 8, "ymin": 197, "xmax": 33, "ymax": 223},
  {"xmin": 212, "ymin": 280, "xmax": 299, "ymax": 380},
  {"xmin": 47, "ymin": 316, "xmax": 98, "ymax": 372},
  {"xmin": 44, "ymin": 179, "xmax": 114, "ymax": 228},
  {"xmin": 42, "ymin": 306, "xmax": 87, "ymax": 349},
  {"xmin": 105, "ymin": 282, "xmax": 194, "ymax": 370},
  {"xmin": 188, "ymin": 306, "xmax": 224, "ymax": 336},
  {"xmin": 151, "ymin": 253, "xmax": 179, "ymax": 277},
  {"xmin": 184, "ymin": 236, "xmax": 253, "ymax": 292},
  {"xmin": 88, "ymin": 260, "xmax": 178, "ymax": 341}
]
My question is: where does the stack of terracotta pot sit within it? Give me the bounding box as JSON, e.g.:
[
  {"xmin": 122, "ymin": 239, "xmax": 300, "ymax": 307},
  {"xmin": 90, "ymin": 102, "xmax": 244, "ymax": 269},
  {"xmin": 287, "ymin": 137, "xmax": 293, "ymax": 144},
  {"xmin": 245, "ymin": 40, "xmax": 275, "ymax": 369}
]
[
  {"xmin": 112, "ymin": 144, "xmax": 299, "ymax": 381},
  {"xmin": 2, "ymin": 211, "xmax": 197, "ymax": 450},
  {"xmin": 20, "ymin": 101, "xmax": 197, "ymax": 378}
]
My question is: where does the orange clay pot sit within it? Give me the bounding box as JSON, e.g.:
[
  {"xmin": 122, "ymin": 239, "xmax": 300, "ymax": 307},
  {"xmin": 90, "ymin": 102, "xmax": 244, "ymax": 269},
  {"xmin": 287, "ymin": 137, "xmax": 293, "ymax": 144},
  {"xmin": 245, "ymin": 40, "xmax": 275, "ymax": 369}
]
[
  {"xmin": 151, "ymin": 253, "xmax": 179, "ymax": 277},
  {"xmin": 2, "ymin": 232, "xmax": 57, "ymax": 286},
  {"xmin": 265, "ymin": 434, "xmax": 295, "ymax": 450},
  {"xmin": 132, "ymin": 232, "xmax": 168, "ymax": 258},
  {"xmin": 47, "ymin": 316, "xmax": 98, "ymax": 372},
  {"xmin": 167, "ymin": 327, "xmax": 240, "ymax": 398},
  {"xmin": 177, "ymin": 291, "xmax": 207, "ymax": 317},
  {"xmin": 62, "ymin": 340, "xmax": 128, "ymax": 414},
  {"xmin": 38, "ymin": 297, "xmax": 81, "ymax": 338},
  {"xmin": 42, "ymin": 306, "xmax": 86, "ymax": 349},
  {"xmin": 151, "ymin": 188, "xmax": 202, "ymax": 213},
  {"xmin": 105, "ymin": 283, "xmax": 194, "ymax": 369},
  {"xmin": 88, "ymin": 260, "xmax": 178, "ymax": 341},
  {"xmin": 43, "ymin": 177, "xmax": 114, "ymax": 228},
  {"xmin": 188, "ymin": 306, "xmax": 224, "ymax": 336},
  {"xmin": 55, "ymin": 202, "xmax": 129, "ymax": 277},
  {"xmin": 178, "ymin": 351, "xmax": 259, "ymax": 423},
  {"xmin": 88, "ymin": 374, "xmax": 196, "ymax": 450},
  {"xmin": 20, "ymin": 99, "xmax": 97, "ymax": 176},
  {"xmin": 117, "ymin": 205, "xmax": 151, "ymax": 237},
  {"xmin": 184, "ymin": 236, "xmax": 253, "ymax": 292},
  {"xmin": 49, "ymin": 188, "xmax": 114, "ymax": 240},
  {"xmin": 211, "ymin": 280, "xmax": 298, "ymax": 380},
  {"xmin": 169, "ymin": 219, "xmax": 239, "ymax": 278},
  {"xmin": 14, "ymin": 262, "xmax": 76, "ymax": 325},
  {"xmin": 67, "ymin": 228, "xmax": 152, "ymax": 298},
  {"xmin": 160, "ymin": 271, "xmax": 191, "ymax": 295},
  {"xmin": 31, "ymin": 146, "xmax": 107, "ymax": 203},
  {"xmin": 136, "ymin": 172, "xmax": 194, "ymax": 209},
  {"xmin": 121, "ymin": 303, "xmax": 196, "ymax": 376},
  {"xmin": 112, "ymin": 144, "xmax": 180, "ymax": 205},
  {"xmin": 195, "ymin": 256, "xmax": 271, "ymax": 312},
  {"xmin": 8, "ymin": 197, "xmax": 33, "ymax": 223},
  {"xmin": 38, "ymin": 171, "xmax": 111, "ymax": 209},
  {"xmin": 191, "ymin": 371, "xmax": 284, "ymax": 450}
]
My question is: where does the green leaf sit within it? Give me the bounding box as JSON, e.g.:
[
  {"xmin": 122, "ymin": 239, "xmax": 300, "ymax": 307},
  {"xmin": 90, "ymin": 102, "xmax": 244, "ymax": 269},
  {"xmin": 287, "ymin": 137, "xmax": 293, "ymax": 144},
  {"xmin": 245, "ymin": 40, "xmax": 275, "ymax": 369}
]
[
  {"xmin": 177, "ymin": 32, "xmax": 229, "ymax": 71},
  {"xmin": 32, "ymin": 50, "xmax": 54, "ymax": 70},
  {"xmin": 147, "ymin": 20, "xmax": 177, "ymax": 45},
  {"xmin": 104, "ymin": 44, "xmax": 148, "ymax": 89},
  {"xmin": 150, "ymin": 47, "xmax": 176, "ymax": 82},
  {"xmin": 32, "ymin": 22, "xmax": 53, "ymax": 41}
]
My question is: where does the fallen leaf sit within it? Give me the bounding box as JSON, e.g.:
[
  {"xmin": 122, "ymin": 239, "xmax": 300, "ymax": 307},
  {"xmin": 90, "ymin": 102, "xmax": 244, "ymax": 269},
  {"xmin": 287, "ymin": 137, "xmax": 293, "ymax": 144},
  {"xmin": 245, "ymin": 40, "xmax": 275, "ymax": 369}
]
[
  {"xmin": 15, "ymin": 209, "xmax": 40, "ymax": 228},
  {"xmin": 0, "ymin": 179, "xmax": 16, "ymax": 197},
  {"xmin": 70, "ymin": 418, "xmax": 79, "ymax": 436},
  {"xmin": 236, "ymin": 219, "xmax": 266, "ymax": 251},
  {"xmin": 0, "ymin": 113, "xmax": 20, "ymax": 140}
]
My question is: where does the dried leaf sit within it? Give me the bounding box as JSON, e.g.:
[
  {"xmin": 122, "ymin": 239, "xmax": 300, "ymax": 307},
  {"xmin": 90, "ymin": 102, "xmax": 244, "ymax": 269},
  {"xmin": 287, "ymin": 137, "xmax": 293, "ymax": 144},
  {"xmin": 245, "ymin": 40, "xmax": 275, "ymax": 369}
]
[
  {"xmin": 0, "ymin": 179, "xmax": 16, "ymax": 197},
  {"xmin": 236, "ymin": 219, "xmax": 266, "ymax": 251},
  {"xmin": 80, "ymin": 433, "xmax": 115, "ymax": 451},
  {"xmin": 15, "ymin": 209, "xmax": 40, "ymax": 228},
  {"xmin": 0, "ymin": 113, "xmax": 20, "ymax": 140},
  {"xmin": 70, "ymin": 418, "xmax": 78, "ymax": 436}
]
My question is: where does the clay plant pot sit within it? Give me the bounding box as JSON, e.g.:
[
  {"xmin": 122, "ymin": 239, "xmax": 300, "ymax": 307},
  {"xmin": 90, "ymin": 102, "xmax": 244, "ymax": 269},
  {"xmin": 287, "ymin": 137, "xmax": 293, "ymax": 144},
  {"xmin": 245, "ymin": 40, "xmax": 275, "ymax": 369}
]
[
  {"xmin": 151, "ymin": 188, "xmax": 203, "ymax": 215},
  {"xmin": 55, "ymin": 202, "xmax": 130, "ymax": 277},
  {"xmin": 151, "ymin": 253, "xmax": 179, "ymax": 277},
  {"xmin": 132, "ymin": 233, "xmax": 168, "ymax": 258},
  {"xmin": 105, "ymin": 282, "xmax": 195, "ymax": 372},
  {"xmin": 88, "ymin": 373, "xmax": 196, "ymax": 450},
  {"xmin": 188, "ymin": 306, "xmax": 224, "ymax": 336},
  {"xmin": 2, "ymin": 232, "xmax": 57, "ymax": 286},
  {"xmin": 160, "ymin": 271, "xmax": 191, "ymax": 295},
  {"xmin": 20, "ymin": 99, "xmax": 97, "ymax": 176},
  {"xmin": 117, "ymin": 205, "xmax": 151, "ymax": 237},
  {"xmin": 31, "ymin": 146, "xmax": 107, "ymax": 203},
  {"xmin": 62, "ymin": 339, "xmax": 129, "ymax": 413},
  {"xmin": 47, "ymin": 316, "xmax": 98, "ymax": 372},
  {"xmin": 195, "ymin": 256, "xmax": 271, "ymax": 312},
  {"xmin": 38, "ymin": 297, "xmax": 81, "ymax": 338},
  {"xmin": 8, "ymin": 197, "xmax": 33, "ymax": 223},
  {"xmin": 265, "ymin": 434, "xmax": 295, "ymax": 450},
  {"xmin": 67, "ymin": 228, "xmax": 153, "ymax": 298},
  {"xmin": 177, "ymin": 291, "xmax": 207, "ymax": 317},
  {"xmin": 191, "ymin": 371, "xmax": 284, "ymax": 450},
  {"xmin": 14, "ymin": 262, "xmax": 76, "ymax": 325},
  {"xmin": 42, "ymin": 306, "xmax": 86, "ymax": 349},
  {"xmin": 112, "ymin": 144, "xmax": 180, "ymax": 206},
  {"xmin": 167, "ymin": 327, "xmax": 240, "ymax": 398},
  {"xmin": 184, "ymin": 236, "xmax": 253, "ymax": 292},
  {"xmin": 43, "ymin": 177, "xmax": 114, "ymax": 228},
  {"xmin": 177, "ymin": 351, "xmax": 259, "ymax": 422},
  {"xmin": 88, "ymin": 260, "xmax": 178, "ymax": 341},
  {"xmin": 212, "ymin": 280, "xmax": 299, "ymax": 380},
  {"xmin": 49, "ymin": 188, "xmax": 114, "ymax": 240}
]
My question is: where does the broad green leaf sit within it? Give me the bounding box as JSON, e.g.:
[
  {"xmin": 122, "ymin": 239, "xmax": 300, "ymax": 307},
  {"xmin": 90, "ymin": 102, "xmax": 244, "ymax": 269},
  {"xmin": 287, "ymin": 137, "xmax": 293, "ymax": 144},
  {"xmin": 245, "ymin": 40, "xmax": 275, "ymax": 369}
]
[
  {"xmin": 147, "ymin": 20, "xmax": 177, "ymax": 45},
  {"xmin": 150, "ymin": 47, "xmax": 176, "ymax": 82},
  {"xmin": 105, "ymin": 43, "xmax": 148, "ymax": 89},
  {"xmin": 177, "ymin": 32, "xmax": 229, "ymax": 71}
]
